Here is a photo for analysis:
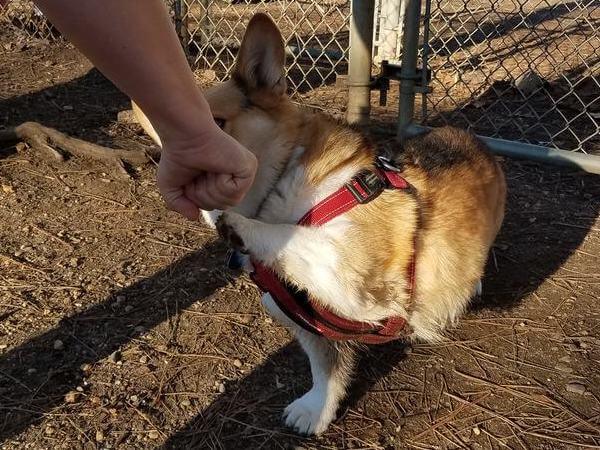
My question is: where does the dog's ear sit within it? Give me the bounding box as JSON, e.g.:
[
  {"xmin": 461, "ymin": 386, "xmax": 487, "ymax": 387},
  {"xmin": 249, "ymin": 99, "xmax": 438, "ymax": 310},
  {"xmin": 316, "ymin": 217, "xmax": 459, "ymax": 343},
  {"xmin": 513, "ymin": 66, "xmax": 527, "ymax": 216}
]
[{"xmin": 234, "ymin": 13, "xmax": 286, "ymax": 98}]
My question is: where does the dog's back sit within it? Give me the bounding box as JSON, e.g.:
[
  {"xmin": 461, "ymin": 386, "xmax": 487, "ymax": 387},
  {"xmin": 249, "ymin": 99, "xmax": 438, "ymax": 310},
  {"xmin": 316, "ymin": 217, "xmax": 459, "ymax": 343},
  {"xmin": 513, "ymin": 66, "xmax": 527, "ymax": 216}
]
[{"xmin": 397, "ymin": 127, "xmax": 506, "ymax": 341}]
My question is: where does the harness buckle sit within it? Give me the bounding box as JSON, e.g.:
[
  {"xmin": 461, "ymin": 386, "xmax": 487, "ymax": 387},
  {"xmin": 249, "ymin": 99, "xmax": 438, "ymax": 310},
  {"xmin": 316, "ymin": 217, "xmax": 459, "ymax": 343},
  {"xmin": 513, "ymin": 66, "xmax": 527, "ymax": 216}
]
[
  {"xmin": 346, "ymin": 170, "xmax": 385, "ymax": 204},
  {"xmin": 376, "ymin": 155, "xmax": 402, "ymax": 172}
]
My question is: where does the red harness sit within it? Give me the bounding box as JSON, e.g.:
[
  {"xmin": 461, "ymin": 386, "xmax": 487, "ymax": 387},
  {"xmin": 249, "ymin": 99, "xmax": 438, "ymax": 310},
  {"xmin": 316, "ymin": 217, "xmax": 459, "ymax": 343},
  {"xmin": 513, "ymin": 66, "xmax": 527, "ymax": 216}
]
[{"xmin": 243, "ymin": 158, "xmax": 416, "ymax": 344}]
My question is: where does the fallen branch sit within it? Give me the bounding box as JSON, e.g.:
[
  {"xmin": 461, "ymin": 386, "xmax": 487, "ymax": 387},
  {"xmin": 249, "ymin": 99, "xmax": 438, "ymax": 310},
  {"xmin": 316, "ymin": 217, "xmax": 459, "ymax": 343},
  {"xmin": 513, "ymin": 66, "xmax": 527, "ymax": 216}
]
[{"xmin": 0, "ymin": 121, "xmax": 160, "ymax": 178}]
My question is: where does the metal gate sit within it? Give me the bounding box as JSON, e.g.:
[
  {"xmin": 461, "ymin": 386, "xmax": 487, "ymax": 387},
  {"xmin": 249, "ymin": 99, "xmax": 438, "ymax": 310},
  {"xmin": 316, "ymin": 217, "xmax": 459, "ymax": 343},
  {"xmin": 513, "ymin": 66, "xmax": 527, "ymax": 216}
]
[{"xmin": 346, "ymin": 0, "xmax": 600, "ymax": 172}]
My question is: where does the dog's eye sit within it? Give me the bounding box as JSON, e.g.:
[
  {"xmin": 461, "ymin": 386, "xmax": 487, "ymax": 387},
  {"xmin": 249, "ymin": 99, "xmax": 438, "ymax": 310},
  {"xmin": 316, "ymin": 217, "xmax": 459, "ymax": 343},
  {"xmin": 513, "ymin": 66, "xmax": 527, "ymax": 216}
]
[{"xmin": 214, "ymin": 118, "xmax": 226, "ymax": 129}]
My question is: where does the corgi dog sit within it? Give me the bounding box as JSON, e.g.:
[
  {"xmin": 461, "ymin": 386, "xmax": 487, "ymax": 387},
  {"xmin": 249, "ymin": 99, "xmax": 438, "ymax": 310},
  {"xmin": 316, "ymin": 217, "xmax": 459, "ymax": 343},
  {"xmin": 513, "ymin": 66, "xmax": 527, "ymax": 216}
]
[{"xmin": 134, "ymin": 13, "xmax": 506, "ymax": 436}]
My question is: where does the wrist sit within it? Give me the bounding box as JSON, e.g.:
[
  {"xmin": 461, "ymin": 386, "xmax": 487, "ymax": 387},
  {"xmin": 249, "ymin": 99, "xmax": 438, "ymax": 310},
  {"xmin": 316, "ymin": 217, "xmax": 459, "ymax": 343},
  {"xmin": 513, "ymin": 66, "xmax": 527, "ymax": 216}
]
[{"xmin": 149, "ymin": 90, "xmax": 217, "ymax": 146}]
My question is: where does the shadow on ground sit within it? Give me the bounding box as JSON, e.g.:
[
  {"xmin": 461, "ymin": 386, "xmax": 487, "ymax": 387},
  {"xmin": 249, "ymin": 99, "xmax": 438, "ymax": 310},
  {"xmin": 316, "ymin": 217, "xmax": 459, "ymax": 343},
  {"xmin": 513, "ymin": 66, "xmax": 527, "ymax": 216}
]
[
  {"xmin": 0, "ymin": 240, "xmax": 231, "ymax": 442},
  {"xmin": 0, "ymin": 67, "xmax": 130, "ymax": 146}
]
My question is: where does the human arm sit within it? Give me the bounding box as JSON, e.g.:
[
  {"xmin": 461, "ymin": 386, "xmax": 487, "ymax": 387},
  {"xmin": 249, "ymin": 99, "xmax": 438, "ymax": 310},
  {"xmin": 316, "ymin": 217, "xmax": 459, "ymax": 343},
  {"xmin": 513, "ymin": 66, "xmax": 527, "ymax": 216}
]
[{"xmin": 32, "ymin": 0, "xmax": 256, "ymax": 218}]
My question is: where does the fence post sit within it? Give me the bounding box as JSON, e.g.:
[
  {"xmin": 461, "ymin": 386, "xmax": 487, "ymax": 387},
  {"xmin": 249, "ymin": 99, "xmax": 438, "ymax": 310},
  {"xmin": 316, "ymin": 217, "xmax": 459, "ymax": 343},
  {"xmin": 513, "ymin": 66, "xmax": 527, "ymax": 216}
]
[
  {"xmin": 397, "ymin": 0, "xmax": 421, "ymax": 138},
  {"xmin": 346, "ymin": 0, "xmax": 376, "ymax": 125},
  {"xmin": 174, "ymin": 0, "xmax": 190, "ymax": 60}
]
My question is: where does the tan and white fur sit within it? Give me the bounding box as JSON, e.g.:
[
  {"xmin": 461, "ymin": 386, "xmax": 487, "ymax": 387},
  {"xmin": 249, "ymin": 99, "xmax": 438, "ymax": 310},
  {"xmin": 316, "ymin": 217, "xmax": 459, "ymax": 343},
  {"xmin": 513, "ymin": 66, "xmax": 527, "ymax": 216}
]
[{"xmin": 134, "ymin": 14, "xmax": 506, "ymax": 436}]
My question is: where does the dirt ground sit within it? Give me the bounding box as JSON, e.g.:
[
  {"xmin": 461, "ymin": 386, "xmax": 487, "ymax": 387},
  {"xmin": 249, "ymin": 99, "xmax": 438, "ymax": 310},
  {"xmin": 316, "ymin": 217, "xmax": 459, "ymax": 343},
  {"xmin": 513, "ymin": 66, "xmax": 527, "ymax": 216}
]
[{"xmin": 1, "ymin": 25, "xmax": 600, "ymax": 450}]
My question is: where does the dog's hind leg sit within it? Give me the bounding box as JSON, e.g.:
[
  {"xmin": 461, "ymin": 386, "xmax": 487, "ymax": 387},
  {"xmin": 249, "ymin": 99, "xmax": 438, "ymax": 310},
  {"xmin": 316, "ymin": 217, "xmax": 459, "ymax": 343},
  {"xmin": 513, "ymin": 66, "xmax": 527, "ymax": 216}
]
[{"xmin": 284, "ymin": 323, "xmax": 355, "ymax": 435}]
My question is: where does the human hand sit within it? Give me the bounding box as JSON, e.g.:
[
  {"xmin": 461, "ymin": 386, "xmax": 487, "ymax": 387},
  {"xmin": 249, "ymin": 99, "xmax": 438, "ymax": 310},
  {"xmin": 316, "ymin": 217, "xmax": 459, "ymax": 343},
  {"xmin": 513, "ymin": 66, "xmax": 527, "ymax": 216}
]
[{"xmin": 157, "ymin": 123, "xmax": 257, "ymax": 220}]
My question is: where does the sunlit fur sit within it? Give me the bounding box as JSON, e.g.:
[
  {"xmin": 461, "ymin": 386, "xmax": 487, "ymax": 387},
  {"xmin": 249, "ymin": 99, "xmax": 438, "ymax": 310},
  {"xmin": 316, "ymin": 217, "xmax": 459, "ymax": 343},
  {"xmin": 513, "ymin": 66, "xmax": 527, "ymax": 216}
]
[{"xmin": 134, "ymin": 13, "xmax": 506, "ymax": 435}]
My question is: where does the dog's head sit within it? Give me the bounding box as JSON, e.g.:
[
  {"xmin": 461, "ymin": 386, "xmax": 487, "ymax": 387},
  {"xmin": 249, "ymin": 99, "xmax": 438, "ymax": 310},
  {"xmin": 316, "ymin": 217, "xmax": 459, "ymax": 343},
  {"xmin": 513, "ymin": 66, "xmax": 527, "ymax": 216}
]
[{"xmin": 204, "ymin": 14, "xmax": 292, "ymax": 158}]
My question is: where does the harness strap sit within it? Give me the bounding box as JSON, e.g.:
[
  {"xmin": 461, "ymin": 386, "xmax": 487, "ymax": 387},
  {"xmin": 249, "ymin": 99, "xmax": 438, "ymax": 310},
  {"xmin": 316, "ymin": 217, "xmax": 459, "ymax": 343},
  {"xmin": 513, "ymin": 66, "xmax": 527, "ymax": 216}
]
[
  {"xmin": 248, "ymin": 158, "xmax": 416, "ymax": 344},
  {"xmin": 251, "ymin": 263, "xmax": 411, "ymax": 344},
  {"xmin": 298, "ymin": 165, "xmax": 409, "ymax": 226}
]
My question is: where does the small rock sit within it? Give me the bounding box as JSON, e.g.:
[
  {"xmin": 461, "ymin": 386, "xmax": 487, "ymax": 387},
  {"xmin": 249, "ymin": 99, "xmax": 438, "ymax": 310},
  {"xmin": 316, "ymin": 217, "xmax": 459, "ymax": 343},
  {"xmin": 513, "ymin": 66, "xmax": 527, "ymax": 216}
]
[
  {"xmin": 69, "ymin": 257, "xmax": 81, "ymax": 267},
  {"xmin": 1, "ymin": 184, "xmax": 14, "ymax": 194},
  {"xmin": 148, "ymin": 430, "xmax": 160, "ymax": 440},
  {"xmin": 27, "ymin": 368, "xmax": 37, "ymax": 375},
  {"xmin": 515, "ymin": 70, "xmax": 544, "ymax": 96},
  {"xmin": 63, "ymin": 105, "xmax": 74, "ymax": 111},
  {"xmin": 565, "ymin": 382, "xmax": 586, "ymax": 395},
  {"xmin": 555, "ymin": 363, "xmax": 573, "ymax": 373},
  {"xmin": 81, "ymin": 363, "xmax": 92, "ymax": 373},
  {"xmin": 95, "ymin": 430, "xmax": 105, "ymax": 442},
  {"xmin": 45, "ymin": 425, "xmax": 56, "ymax": 436},
  {"xmin": 65, "ymin": 391, "xmax": 80, "ymax": 403},
  {"xmin": 108, "ymin": 351, "xmax": 121, "ymax": 363},
  {"xmin": 0, "ymin": 344, "xmax": 8, "ymax": 350},
  {"xmin": 217, "ymin": 383, "xmax": 225, "ymax": 393},
  {"xmin": 115, "ymin": 295, "xmax": 126, "ymax": 303},
  {"xmin": 472, "ymin": 426, "xmax": 481, "ymax": 436},
  {"xmin": 180, "ymin": 399, "xmax": 191, "ymax": 407},
  {"xmin": 76, "ymin": 386, "xmax": 84, "ymax": 392},
  {"xmin": 238, "ymin": 315, "xmax": 253, "ymax": 324},
  {"xmin": 264, "ymin": 317, "xmax": 273, "ymax": 324},
  {"xmin": 117, "ymin": 109, "xmax": 136, "ymax": 123},
  {"xmin": 233, "ymin": 359, "xmax": 242, "ymax": 368},
  {"xmin": 53, "ymin": 339, "xmax": 64, "ymax": 350}
]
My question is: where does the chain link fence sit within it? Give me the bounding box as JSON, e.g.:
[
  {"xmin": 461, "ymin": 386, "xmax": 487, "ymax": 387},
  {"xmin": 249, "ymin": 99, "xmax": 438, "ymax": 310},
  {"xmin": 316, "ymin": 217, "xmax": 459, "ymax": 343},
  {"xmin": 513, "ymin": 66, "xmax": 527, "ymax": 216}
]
[
  {"xmin": 422, "ymin": 0, "xmax": 599, "ymax": 154},
  {"xmin": 0, "ymin": 0, "xmax": 58, "ymax": 41},
  {"xmin": 173, "ymin": 0, "xmax": 351, "ymax": 96},
  {"xmin": 1, "ymin": 0, "xmax": 597, "ymax": 156}
]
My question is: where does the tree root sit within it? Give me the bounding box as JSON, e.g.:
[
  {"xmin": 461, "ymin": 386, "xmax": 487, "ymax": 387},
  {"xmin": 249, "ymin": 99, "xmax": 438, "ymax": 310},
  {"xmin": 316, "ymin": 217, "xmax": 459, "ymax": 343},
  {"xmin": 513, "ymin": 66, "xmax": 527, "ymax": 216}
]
[{"xmin": 0, "ymin": 121, "xmax": 160, "ymax": 178}]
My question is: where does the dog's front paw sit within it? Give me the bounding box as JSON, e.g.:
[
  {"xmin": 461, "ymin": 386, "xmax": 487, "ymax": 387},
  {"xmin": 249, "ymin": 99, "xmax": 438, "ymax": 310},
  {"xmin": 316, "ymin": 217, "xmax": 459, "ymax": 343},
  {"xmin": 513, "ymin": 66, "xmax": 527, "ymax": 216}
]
[
  {"xmin": 283, "ymin": 388, "xmax": 335, "ymax": 435},
  {"xmin": 216, "ymin": 212, "xmax": 247, "ymax": 252},
  {"xmin": 200, "ymin": 209, "xmax": 222, "ymax": 229}
]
